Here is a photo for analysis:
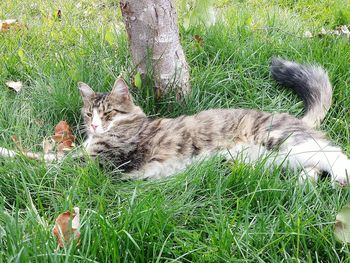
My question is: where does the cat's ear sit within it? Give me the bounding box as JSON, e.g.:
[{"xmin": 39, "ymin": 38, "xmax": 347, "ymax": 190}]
[
  {"xmin": 111, "ymin": 78, "xmax": 130, "ymax": 100},
  {"xmin": 78, "ymin": 82, "xmax": 94, "ymax": 98}
]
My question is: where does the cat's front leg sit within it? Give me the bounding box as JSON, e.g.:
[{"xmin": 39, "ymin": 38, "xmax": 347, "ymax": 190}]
[
  {"xmin": 83, "ymin": 136, "xmax": 92, "ymax": 150},
  {"xmin": 122, "ymin": 162, "xmax": 167, "ymax": 180},
  {"xmin": 124, "ymin": 158, "xmax": 190, "ymax": 180}
]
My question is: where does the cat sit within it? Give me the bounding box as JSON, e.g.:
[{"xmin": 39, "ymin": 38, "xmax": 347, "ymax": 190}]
[{"xmin": 78, "ymin": 58, "xmax": 349, "ymax": 185}]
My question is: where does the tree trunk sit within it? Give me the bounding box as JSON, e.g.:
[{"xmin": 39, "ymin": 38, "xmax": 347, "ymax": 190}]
[{"xmin": 120, "ymin": 0, "xmax": 191, "ymax": 99}]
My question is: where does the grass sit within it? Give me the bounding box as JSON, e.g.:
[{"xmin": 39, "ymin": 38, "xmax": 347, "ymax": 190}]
[{"xmin": 1, "ymin": 0, "xmax": 350, "ymax": 262}]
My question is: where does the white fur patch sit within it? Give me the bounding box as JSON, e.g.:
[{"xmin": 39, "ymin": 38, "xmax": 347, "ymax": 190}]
[
  {"xmin": 276, "ymin": 139, "xmax": 349, "ymax": 185},
  {"xmin": 91, "ymin": 109, "xmax": 103, "ymax": 134},
  {"xmin": 223, "ymin": 140, "xmax": 349, "ymax": 186},
  {"xmin": 83, "ymin": 136, "xmax": 92, "ymax": 149},
  {"xmin": 124, "ymin": 139, "xmax": 350, "ymax": 186},
  {"xmin": 125, "ymin": 144, "xmax": 269, "ymax": 180},
  {"xmin": 224, "ymin": 144, "xmax": 269, "ymax": 163}
]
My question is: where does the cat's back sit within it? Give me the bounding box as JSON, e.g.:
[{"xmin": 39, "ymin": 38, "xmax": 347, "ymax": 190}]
[
  {"xmin": 140, "ymin": 107, "xmax": 321, "ymax": 160},
  {"xmin": 139, "ymin": 108, "xmax": 265, "ymax": 160}
]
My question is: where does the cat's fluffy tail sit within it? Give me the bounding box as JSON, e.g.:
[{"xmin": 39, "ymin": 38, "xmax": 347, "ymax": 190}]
[{"xmin": 270, "ymin": 57, "xmax": 332, "ymax": 128}]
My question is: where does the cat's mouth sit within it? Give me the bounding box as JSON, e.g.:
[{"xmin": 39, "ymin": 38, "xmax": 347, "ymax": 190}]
[{"xmin": 89, "ymin": 126, "xmax": 106, "ymax": 135}]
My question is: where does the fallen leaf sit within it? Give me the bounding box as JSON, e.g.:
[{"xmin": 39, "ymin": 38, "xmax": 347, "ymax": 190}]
[
  {"xmin": 0, "ymin": 19, "xmax": 26, "ymax": 32},
  {"xmin": 0, "ymin": 19, "xmax": 16, "ymax": 32},
  {"xmin": 54, "ymin": 120, "xmax": 70, "ymax": 134},
  {"xmin": 57, "ymin": 140, "xmax": 75, "ymax": 153},
  {"xmin": 304, "ymin": 30, "xmax": 313, "ymax": 38},
  {"xmin": 51, "ymin": 134, "xmax": 74, "ymax": 143},
  {"xmin": 1, "ymin": 22, "xmax": 9, "ymax": 31},
  {"xmin": 317, "ymin": 27, "xmax": 327, "ymax": 37},
  {"xmin": 334, "ymin": 205, "xmax": 350, "ymax": 244},
  {"xmin": 52, "ymin": 207, "xmax": 80, "ymax": 248},
  {"xmin": 317, "ymin": 25, "xmax": 350, "ymax": 38},
  {"xmin": 43, "ymin": 121, "xmax": 75, "ymax": 156},
  {"xmin": 320, "ymin": 27, "xmax": 327, "ymax": 34},
  {"xmin": 5, "ymin": 81, "xmax": 23, "ymax": 93},
  {"xmin": 338, "ymin": 25, "xmax": 350, "ymax": 35},
  {"xmin": 193, "ymin": 34, "xmax": 204, "ymax": 47},
  {"xmin": 52, "ymin": 121, "xmax": 75, "ymax": 152},
  {"xmin": 57, "ymin": 10, "xmax": 62, "ymax": 20},
  {"xmin": 1, "ymin": 19, "xmax": 17, "ymax": 24}
]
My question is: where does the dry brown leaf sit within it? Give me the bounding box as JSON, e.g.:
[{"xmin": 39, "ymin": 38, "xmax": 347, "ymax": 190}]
[
  {"xmin": 0, "ymin": 19, "xmax": 16, "ymax": 32},
  {"xmin": 193, "ymin": 34, "xmax": 204, "ymax": 47},
  {"xmin": 42, "ymin": 121, "xmax": 75, "ymax": 156},
  {"xmin": 52, "ymin": 121, "xmax": 75, "ymax": 153},
  {"xmin": 52, "ymin": 207, "xmax": 80, "ymax": 248},
  {"xmin": 1, "ymin": 22, "xmax": 9, "ymax": 31},
  {"xmin": 57, "ymin": 140, "xmax": 75, "ymax": 153},
  {"xmin": 54, "ymin": 120, "xmax": 71, "ymax": 134},
  {"xmin": 57, "ymin": 10, "xmax": 62, "ymax": 20},
  {"xmin": 5, "ymin": 80, "xmax": 23, "ymax": 93},
  {"xmin": 51, "ymin": 133, "xmax": 75, "ymax": 143},
  {"xmin": 0, "ymin": 19, "xmax": 26, "ymax": 32}
]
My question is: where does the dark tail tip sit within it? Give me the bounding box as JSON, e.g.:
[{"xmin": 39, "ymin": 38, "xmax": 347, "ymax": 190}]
[{"xmin": 270, "ymin": 57, "xmax": 332, "ymax": 128}]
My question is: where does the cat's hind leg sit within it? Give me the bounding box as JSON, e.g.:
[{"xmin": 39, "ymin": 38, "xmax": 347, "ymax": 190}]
[{"xmin": 281, "ymin": 139, "xmax": 350, "ymax": 186}]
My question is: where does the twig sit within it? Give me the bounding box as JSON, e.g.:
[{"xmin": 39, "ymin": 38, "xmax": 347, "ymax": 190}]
[{"xmin": 0, "ymin": 146, "xmax": 84, "ymax": 162}]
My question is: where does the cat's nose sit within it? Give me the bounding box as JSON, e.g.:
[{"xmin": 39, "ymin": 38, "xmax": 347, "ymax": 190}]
[{"xmin": 91, "ymin": 124, "xmax": 98, "ymax": 130}]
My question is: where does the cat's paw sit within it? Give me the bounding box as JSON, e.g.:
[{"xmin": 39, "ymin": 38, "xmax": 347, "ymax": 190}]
[{"xmin": 332, "ymin": 159, "xmax": 350, "ymax": 186}]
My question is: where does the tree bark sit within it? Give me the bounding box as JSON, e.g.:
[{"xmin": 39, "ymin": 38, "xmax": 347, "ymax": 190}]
[{"xmin": 120, "ymin": 0, "xmax": 191, "ymax": 99}]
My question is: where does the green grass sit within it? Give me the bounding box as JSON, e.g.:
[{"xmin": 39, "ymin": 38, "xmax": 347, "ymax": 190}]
[{"xmin": 1, "ymin": 0, "xmax": 350, "ymax": 262}]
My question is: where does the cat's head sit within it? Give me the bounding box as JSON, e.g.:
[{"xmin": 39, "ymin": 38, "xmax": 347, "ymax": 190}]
[{"xmin": 78, "ymin": 78, "xmax": 145, "ymax": 135}]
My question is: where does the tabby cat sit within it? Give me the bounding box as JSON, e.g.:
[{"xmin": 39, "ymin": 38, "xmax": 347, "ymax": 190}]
[{"xmin": 78, "ymin": 58, "xmax": 349, "ymax": 185}]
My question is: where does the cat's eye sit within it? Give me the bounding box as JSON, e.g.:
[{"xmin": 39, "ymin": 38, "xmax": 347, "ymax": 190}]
[
  {"xmin": 86, "ymin": 112, "xmax": 92, "ymax": 117},
  {"xmin": 115, "ymin": 109, "xmax": 127, "ymax": 114},
  {"xmin": 103, "ymin": 109, "xmax": 126, "ymax": 116},
  {"xmin": 103, "ymin": 111, "xmax": 112, "ymax": 116}
]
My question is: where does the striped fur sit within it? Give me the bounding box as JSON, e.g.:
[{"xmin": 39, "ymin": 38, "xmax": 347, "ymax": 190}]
[{"xmin": 79, "ymin": 60, "xmax": 349, "ymax": 185}]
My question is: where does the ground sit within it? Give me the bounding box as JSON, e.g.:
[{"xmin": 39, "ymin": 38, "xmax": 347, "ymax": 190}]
[{"xmin": 0, "ymin": 0, "xmax": 350, "ymax": 262}]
